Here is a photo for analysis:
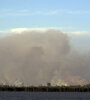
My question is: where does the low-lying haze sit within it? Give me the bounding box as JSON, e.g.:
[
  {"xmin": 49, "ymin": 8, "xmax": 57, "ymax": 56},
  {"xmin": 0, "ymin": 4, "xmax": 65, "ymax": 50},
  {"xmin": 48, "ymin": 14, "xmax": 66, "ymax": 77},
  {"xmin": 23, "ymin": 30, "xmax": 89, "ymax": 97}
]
[{"xmin": 0, "ymin": 29, "xmax": 89, "ymax": 86}]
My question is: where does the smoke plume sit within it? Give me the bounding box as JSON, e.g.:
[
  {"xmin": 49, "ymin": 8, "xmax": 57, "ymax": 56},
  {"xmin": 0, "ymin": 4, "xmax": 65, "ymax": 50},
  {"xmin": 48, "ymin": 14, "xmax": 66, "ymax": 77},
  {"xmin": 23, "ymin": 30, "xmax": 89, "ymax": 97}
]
[{"xmin": 0, "ymin": 29, "xmax": 89, "ymax": 86}]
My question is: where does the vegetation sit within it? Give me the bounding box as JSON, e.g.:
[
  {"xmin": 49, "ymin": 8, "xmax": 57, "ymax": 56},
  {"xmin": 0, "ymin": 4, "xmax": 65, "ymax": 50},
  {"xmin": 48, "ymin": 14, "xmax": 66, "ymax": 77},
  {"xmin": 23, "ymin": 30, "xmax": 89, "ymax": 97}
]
[{"xmin": 0, "ymin": 84, "xmax": 90, "ymax": 92}]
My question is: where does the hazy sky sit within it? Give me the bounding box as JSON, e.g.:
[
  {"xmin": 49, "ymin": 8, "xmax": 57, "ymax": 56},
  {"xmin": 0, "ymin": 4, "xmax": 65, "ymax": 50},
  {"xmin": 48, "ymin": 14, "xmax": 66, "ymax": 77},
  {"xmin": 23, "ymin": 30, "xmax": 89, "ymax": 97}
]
[
  {"xmin": 0, "ymin": 0, "xmax": 90, "ymax": 85},
  {"xmin": 0, "ymin": 0, "xmax": 90, "ymax": 50}
]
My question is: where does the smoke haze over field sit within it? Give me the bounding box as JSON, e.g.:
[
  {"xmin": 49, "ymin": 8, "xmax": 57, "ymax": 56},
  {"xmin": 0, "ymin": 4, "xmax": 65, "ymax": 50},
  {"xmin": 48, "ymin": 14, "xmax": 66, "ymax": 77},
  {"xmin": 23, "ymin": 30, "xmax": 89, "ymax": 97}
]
[{"xmin": 0, "ymin": 29, "xmax": 89, "ymax": 86}]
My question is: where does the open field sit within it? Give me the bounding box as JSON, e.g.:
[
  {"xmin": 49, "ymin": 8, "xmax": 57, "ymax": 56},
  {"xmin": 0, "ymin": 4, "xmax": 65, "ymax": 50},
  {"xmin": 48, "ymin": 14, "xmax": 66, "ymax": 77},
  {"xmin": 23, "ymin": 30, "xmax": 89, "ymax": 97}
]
[{"xmin": 0, "ymin": 92, "xmax": 90, "ymax": 100}]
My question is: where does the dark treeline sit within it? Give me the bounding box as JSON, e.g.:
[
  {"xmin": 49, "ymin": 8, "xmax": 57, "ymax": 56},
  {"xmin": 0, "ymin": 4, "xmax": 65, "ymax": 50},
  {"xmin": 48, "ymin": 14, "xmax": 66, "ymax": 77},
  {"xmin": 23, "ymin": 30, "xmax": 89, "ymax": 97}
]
[{"xmin": 0, "ymin": 84, "xmax": 90, "ymax": 92}]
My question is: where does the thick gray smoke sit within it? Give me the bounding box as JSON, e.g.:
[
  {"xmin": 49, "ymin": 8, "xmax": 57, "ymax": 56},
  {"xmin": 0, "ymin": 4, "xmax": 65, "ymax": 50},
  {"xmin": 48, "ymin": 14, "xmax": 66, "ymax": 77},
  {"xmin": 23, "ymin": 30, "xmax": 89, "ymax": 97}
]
[{"xmin": 0, "ymin": 29, "xmax": 89, "ymax": 86}]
